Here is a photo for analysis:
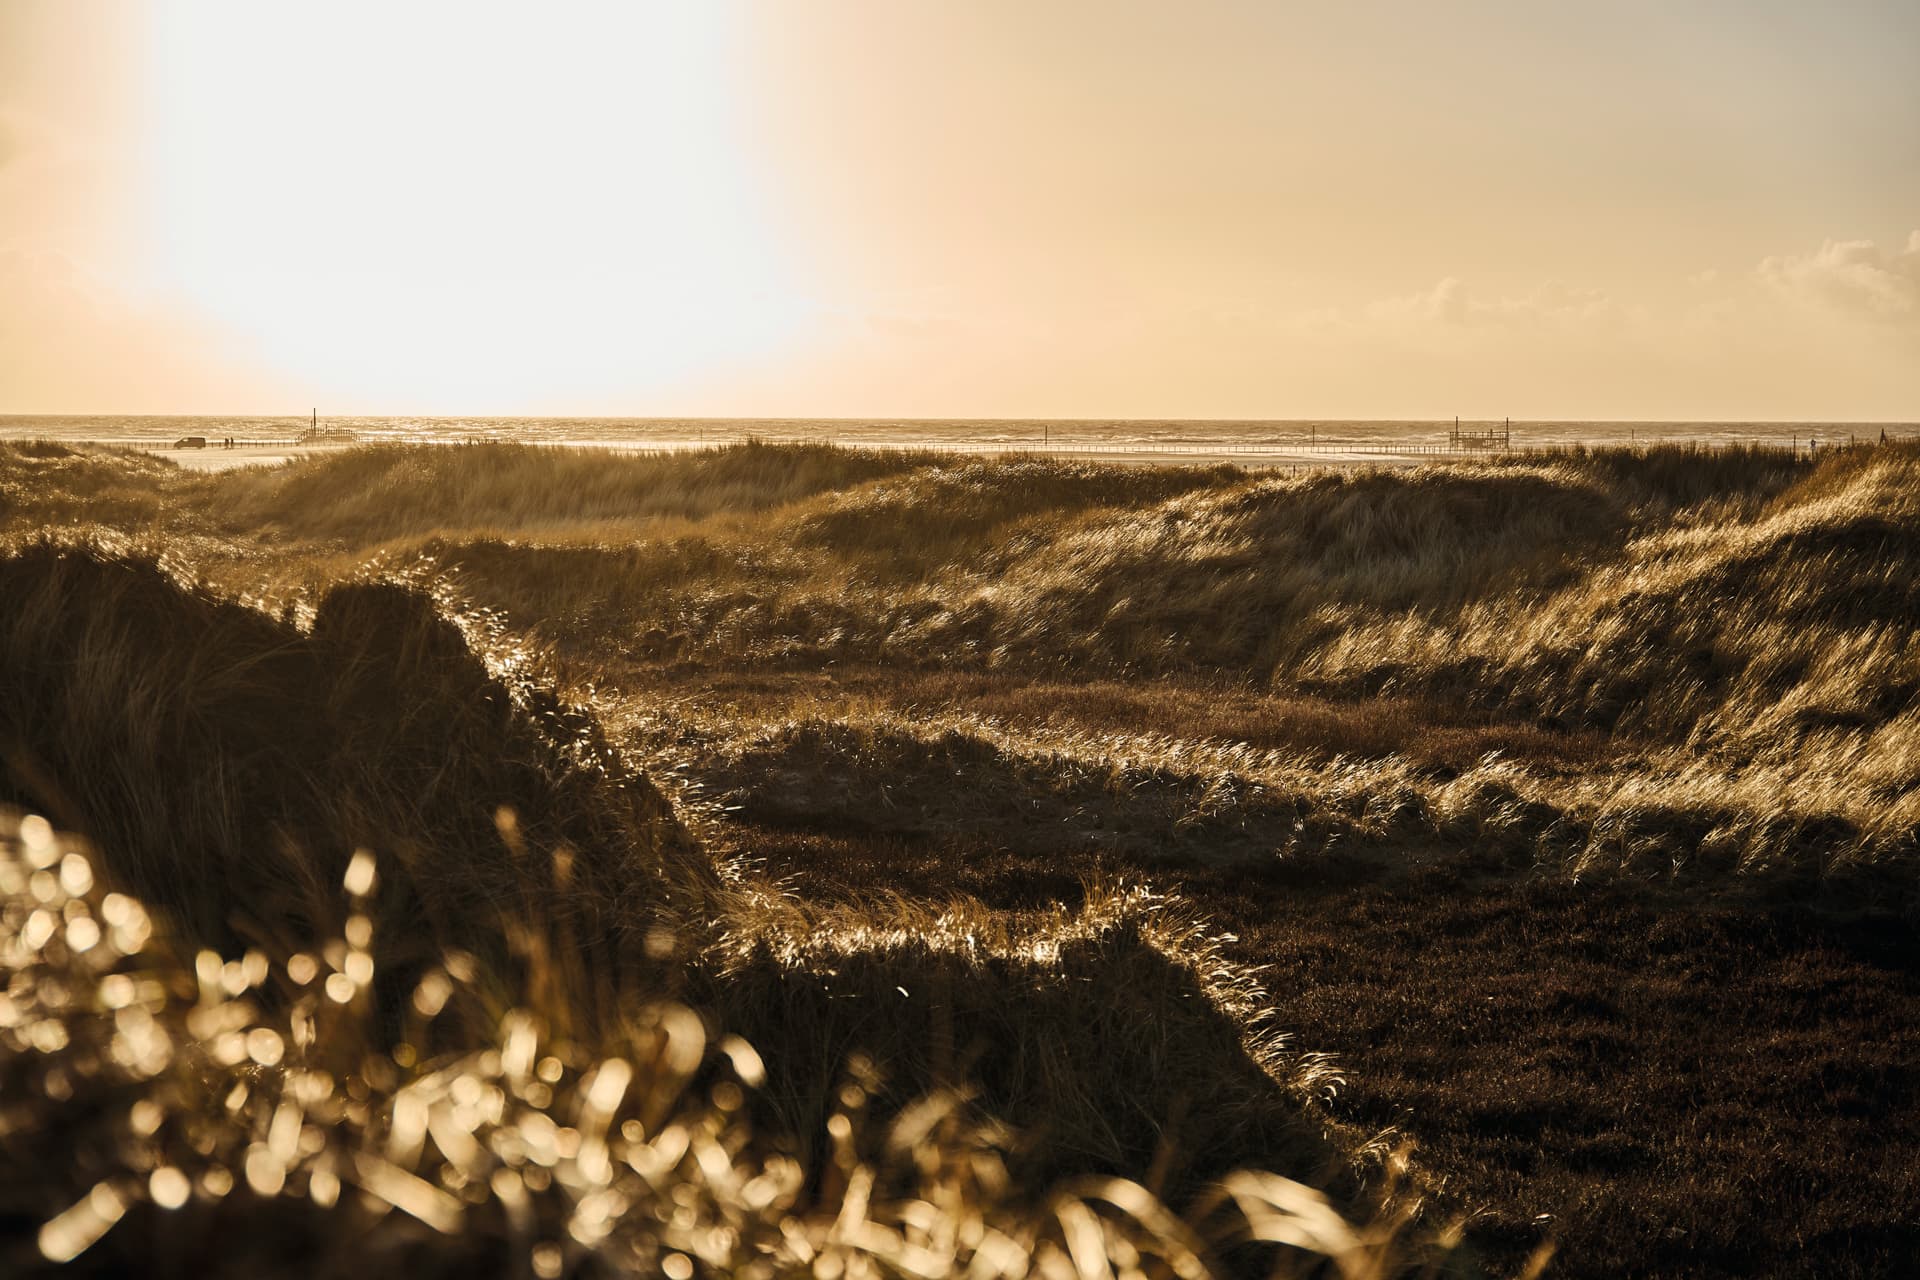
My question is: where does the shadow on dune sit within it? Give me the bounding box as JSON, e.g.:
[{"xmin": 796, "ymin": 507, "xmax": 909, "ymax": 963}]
[
  {"xmin": 0, "ymin": 542, "xmax": 714, "ymax": 996},
  {"xmin": 701, "ymin": 887, "xmax": 1362, "ymax": 1210}
]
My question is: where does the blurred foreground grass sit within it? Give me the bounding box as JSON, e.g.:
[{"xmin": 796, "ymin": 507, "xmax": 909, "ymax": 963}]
[{"xmin": 0, "ymin": 814, "xmax": 1446, "ymax": 1279}]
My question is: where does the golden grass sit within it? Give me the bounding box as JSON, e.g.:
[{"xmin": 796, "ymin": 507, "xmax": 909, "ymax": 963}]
[
  {"xmin": 7, "ymin": 438, "xmax": 1914, "ymax": 890},
  {"xmin": 4, "ymin": 435, "xmax": 1917, "ymax": 1274},
  {"xmin": 1, "ymin": 816, "xmax": 1442, "ymax": 1278},
  {"xmin": 210, "ymin": 439, "xmax": 945, "ymax": 542},
  {"xmin": 0, "ymin": 537, "xmax": 1435, "ymax": 1270}
]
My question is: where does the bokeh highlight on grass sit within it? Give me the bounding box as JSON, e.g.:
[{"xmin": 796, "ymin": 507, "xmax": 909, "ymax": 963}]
[{"xmin": 1, "ymin": 815, "xmax": 1434, "ymax": 1278}]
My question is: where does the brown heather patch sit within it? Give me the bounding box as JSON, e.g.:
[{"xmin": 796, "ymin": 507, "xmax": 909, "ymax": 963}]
[{"xmin": 612, "ymin": 667, "xmax": 1625, "ymax": 777}]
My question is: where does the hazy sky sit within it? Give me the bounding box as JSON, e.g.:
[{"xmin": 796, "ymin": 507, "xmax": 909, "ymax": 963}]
[{"xmin": 3, "ymin": 0, "xmax": 1916, "ymax": 418}]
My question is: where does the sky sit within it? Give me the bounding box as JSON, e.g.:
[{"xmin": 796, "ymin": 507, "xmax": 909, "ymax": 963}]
[{"xmin": 2, "ymin": 0, "xmax": 1916, "ymax": 419}]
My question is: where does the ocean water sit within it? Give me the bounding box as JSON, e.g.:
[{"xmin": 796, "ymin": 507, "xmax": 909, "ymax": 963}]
[{"xmin": 0, "ymin": 415, "xmax": 1904, "ymax": 455}]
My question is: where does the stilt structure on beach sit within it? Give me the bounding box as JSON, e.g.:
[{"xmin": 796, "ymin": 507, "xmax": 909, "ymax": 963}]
[
  {"xmin": 1448, "ymin": 416, "xmax": 1512, "ymax": 451},
  {"xmin": 296, "ymin": 407, "xmax": 357, "ymax": 445}
]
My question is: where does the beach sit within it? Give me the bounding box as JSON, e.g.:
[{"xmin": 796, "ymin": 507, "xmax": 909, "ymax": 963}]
[{"xmin": 6, "ymin": 416, "xmax": 1907, "ymax": 474}]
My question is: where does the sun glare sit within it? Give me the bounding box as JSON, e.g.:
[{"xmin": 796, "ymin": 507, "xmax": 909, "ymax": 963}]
[{"xmin": 143, "ymin": 0, "xmax": 809, "ymax": 410}]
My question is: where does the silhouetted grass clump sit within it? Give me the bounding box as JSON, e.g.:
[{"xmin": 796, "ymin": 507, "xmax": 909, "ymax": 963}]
[
  {"xmin": 703, "ymin": 883, "xmax": 1358, "ymax": 1204},
  {"xmin": 0, "ymin": 542, "xmax": 715, "ymax": 1000}
]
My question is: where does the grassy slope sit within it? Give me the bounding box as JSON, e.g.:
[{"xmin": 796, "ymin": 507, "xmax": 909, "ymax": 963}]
[
  {"xmin": 756, "ymin": 835, "xmax": 1920, "ymax": 1278},
  {"xmin": 4, "ymin": 438, "xmax": 1918, "ymax": 1276}
]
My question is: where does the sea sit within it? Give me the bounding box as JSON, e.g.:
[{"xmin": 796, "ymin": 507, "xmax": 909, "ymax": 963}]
[{"xmin": 0, "ymin": 416, "xmax": 1906, "ymax": 462}]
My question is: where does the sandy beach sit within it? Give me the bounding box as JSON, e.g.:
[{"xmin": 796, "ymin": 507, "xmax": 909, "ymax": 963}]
[
  {"xmin": 149, "ymin": 443, "xmax": 323, "ymax": 471},
  {"xmin": 116, "ymin": 436, "xmax": 1542, "ymax": 473}
]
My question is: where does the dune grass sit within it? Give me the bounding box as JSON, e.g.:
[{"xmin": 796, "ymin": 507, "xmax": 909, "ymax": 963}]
[
  {"xmin": 3, "ymin": 436, "xmax": 1918, "ymax": 1276},
  {"xmin": 0, "ymin": 816, "xmax": 1422, "ymax": 1280},
  {"xmin": 0, "ymin": 542, "xmax": 717, "ymax": 1013},
  {"xmin": 0, "ymin": 535, "xmax": 1425, "ymax": 1274},
  {"xmin": 6, "ymin": 435, "xmax": 1914, "ymax": 904}
]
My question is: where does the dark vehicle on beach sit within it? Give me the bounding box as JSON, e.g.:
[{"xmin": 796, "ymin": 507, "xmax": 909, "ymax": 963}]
[{"xmin": 173, "ymin": 436, "xmax": 208, "ymax": 449}]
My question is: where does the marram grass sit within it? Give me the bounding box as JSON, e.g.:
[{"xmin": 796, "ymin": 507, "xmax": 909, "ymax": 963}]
[
  {"xmin": 9, "ymin": 436, "xmax": 1913, "ymax": 1275},
  {"xmin": 0, "ymin": 813, "xmax": 1475, "ymax": 1279}
]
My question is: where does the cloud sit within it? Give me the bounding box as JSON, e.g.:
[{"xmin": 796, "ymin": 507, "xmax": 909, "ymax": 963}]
[
  {"xmin": 1237, "ymin": 230, "xmax": 1918, "ymax": 420},
  {"xmin": 1373, "ymin": 277, "xmax": 1616, "ymax": 329},
  {"xmin": 1758, "ymin": 231, "xmax": 1920, "ymax": 324},
  {"xmin": 1310, "ymin": 230, "xmax": 1920, "ymax": 350},
  {"xmin": 1297, "ymin": 277, "xmax": 1618, "ymax": 338},
  {"xmin": 1377, "ymin": 276, "xmax": 1470, "ymax": 325}
]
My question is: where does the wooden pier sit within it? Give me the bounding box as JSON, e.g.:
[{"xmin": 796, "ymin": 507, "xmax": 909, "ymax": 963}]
[{"xmin": 1448, "ymin": 416, "xmax": 1512, "ymax": 451}]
